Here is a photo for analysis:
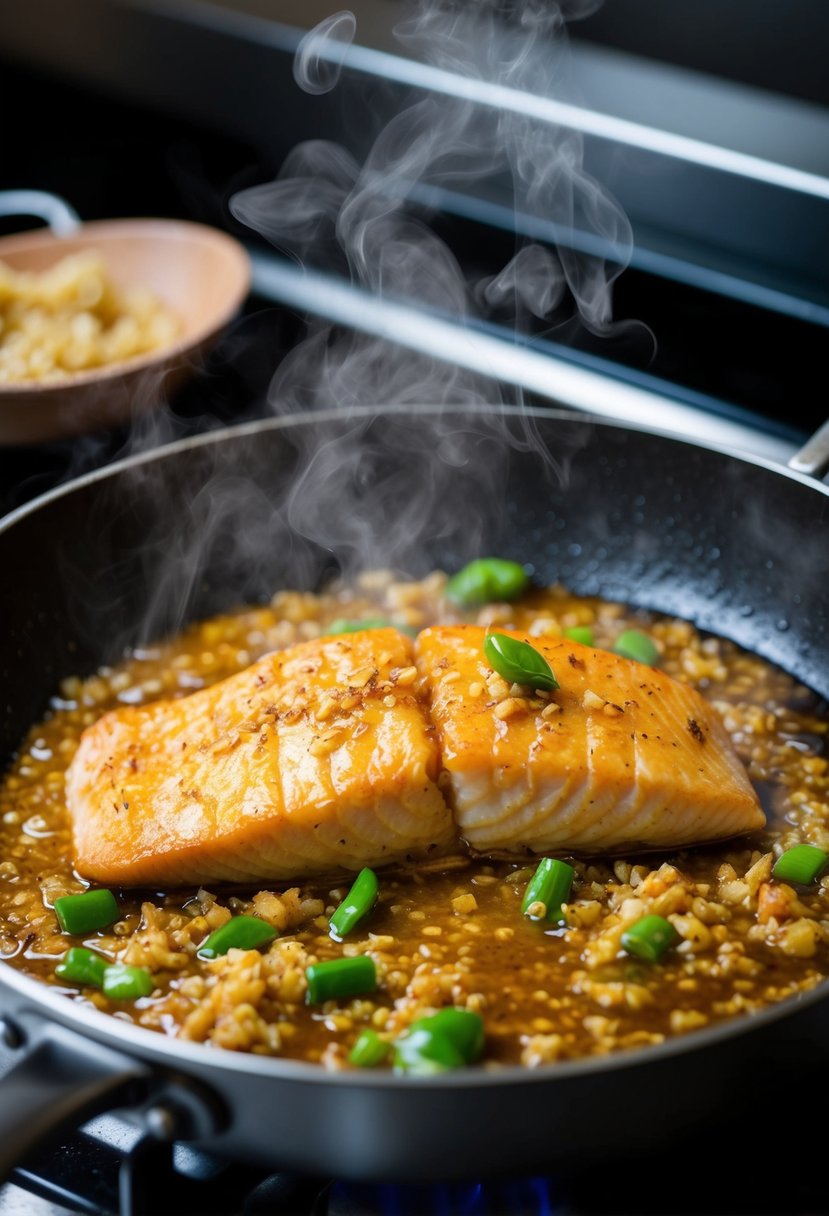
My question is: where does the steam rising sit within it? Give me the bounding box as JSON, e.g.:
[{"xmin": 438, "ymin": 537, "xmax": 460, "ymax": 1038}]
[
  {"xmin": 294, "ymin": 10, "xmax": 357, "ymax": 95},
  {"xmin": 73, "ymin": 0, "xmax": 637, "ymax": 648},
  {"xmin": 98, "ymin": 402, "xmax": 588, "ymax": 652},
  {"xmin": 216, "ymin": 0, "xmax": 633, "ymax": 599},
  {"xmin": 233, "ymin": 0, "xmax": 631, "ymax": 333}
]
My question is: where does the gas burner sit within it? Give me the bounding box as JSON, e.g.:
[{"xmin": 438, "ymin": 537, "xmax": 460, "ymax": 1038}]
[
  {"xmin": 4, "ymin": 1101, "xmax": 828, "ymax": 1216},
  {"xmin": 0, "ymin": 1114, "xmax": 565, "ymax": 1216},
  {"xmin": 1, "ymin": 1115, "xmax": 324, "ymax": 1216}
]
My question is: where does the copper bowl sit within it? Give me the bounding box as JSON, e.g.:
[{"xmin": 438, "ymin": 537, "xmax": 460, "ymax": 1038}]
[{"xmin": 0, "ymin": 195, "xmax": 251, "ymax": 445}]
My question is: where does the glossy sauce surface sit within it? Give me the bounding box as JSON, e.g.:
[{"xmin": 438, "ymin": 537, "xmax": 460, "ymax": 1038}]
[{"xmin": 1, "ymin": 572, "xmax": 827, "ymax": 1069}]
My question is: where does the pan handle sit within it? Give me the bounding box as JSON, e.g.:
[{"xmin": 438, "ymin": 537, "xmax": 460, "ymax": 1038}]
[
  {"xmin": 788, "ymin": 417, "xmax": 829, "ymax": 480},
  {"xmin": 0, "ymin": 1015, "xmax": 151, "ymax": 1184},
  {"xmin": 0, "ymin": 1014, "xmax": 223, "ymax": 1186}
]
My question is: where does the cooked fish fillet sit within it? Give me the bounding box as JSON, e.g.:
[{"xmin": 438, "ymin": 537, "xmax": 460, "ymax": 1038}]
[
  {"xmin": 67, "ymin": 621, "xmax": 764, "ymax": 888},
  {"xmin": 67, "ymin": 629, "xmax": 454, "ymax": 886},
  {"xmin": 415, "ymin": 626, "xmax": 765, "ymax": 855}
]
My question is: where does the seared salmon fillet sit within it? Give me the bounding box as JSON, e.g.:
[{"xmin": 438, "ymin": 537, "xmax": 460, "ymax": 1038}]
[
  {"xmin": 67, "ymin": 629, "xmax": 454, "ymax": 886},
  {"xmin": 67, "ymin": 622, "xmax": 764, "ymax": 887},
  {"xmin": 415, "ymin": 626, "xmax": 765, "ymax": 855}
]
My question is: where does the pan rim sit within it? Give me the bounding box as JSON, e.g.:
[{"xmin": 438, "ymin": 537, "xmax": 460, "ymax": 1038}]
[
  {"xmin": 1, "ymin": 403, "xmax": 826, "ymax": 544},
  {"xmin": 2, "ymin": 950, "xmax": 828, "ymax": 1090}
]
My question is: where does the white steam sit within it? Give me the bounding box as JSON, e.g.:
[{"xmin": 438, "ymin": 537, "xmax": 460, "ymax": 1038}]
[
  {"xmin": 478, "ymin": 244, "xmax": 566, "ymax": 319},
  {"xmin": 232, "ymin": 0, "xmax": 632, "ymax": 336},
  {"xmin": 293, "ymin": 10, "xmax": 357, "ymax": 95},
  {"xmin": 220, "ymin": 0, "xmax": 634, "ymax": 584},
  {"xmin": 77, "ymin": 0, "xmax": 637, "ymax": 647}
]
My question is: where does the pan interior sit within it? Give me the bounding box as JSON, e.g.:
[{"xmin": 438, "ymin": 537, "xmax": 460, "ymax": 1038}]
[
  {"xmin": 2, "ymin": 407, "xmax": 826, "ymax": 765},
  {"xmin": 1, "ymin": 407, "xmax": 828, "ymax": 1177}
]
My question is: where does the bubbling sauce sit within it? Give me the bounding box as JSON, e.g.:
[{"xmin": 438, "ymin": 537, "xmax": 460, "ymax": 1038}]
[{"xmin": 1, "ymin": 571, "xmax": 827, "ymax": 1069}]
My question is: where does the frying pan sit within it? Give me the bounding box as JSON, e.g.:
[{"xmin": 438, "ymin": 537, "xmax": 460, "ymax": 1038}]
[{"xmin": 0, "ymin": 404, "xmax": 828, "ymax": 1186}]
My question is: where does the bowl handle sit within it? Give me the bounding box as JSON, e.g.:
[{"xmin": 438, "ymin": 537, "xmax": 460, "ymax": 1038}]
[{"xmin": 0, "ymin": 190, "xmax": 81, "ymax": 236}]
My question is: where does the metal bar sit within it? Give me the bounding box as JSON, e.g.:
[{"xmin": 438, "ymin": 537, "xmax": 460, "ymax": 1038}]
[
  {"xmin": 336, "ymin": 46, "xmax": 829, "ymax": 201},
  {"xmin": 407, "ymin": 182, "xmax": 829, "ymax": 328},
  {"xmin": 249, "ymin": 250, "xmax": 797, "ymax": 466},
  {"xmin": 178, "ymin": 0, "xmax": 829, "ymax": 199}
]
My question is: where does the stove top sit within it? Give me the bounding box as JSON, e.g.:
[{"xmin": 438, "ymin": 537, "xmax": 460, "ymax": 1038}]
[{"xmin": 1, "ymin": 6, "xmax": 828, "ymax": 1212}]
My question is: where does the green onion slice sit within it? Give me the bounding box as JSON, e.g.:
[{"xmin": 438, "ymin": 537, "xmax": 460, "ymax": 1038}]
[
  {"xmin": 483, "ymin": 632, "xmax": 558, "ymax": 692},
  {"xmin": 613, "ymin": 629, "xmax": 660, "ymax": 665},
  {"xmin": 621, "ymin": 914, "xmax": 680, "ymax": 963},
  {"xmin": 521, "ymin": 857, "xmax": 574, "ymax": 924},
  {"xmin": 393, "ymin": 1027, "xmax": 465, "ymax": 1075},
  {"xmin": 197, "ymin": 915, "xmax": 277, "ymax": 960},
  {"xmin": 54, "ymin": 889, "xmax": 119, "ymax": 935},
  {"xmin": 393, "ymin": 1008, "xmax": 485, "ymax": 1075},
  {"xmin": 328, "ymin": 618, "xmax": 394, "ymax": 634},
  {"xmin": 101, "ymin": 963, "xmax": 155, "ymax": 1001},
  {"xmin": 563, "ymin": 625, "xmax": 594, "ymax": 646},
  {"xmin": 772, "ymin": 844, "xmax": 828, "ymax": 885},
  {"xmin": 348, "ymin": 1028, "xmax": 391, "ymax": 1068},
  {"xmin": 327, "ymin": 618, "xmax": 418, "ymax": 639},
  {"xmin": 393, "ymin": 1028, "xmax": 465, "ymax": 1075},
  {"xmin": 305, "ymin": 955, "xmax": 377, "ymax": 1004},
  {"xmin": 55, "ymin": 946, "xmax": 109, "ymax": 988},
  {"xmin": 329, "ymin": 868, "xmax": 379, "ymax": 940},
  {"xmin": 420, "ymin": 1008, "xmax": 485, "ymax": 1063},
  {"xmin": 446, "ymin": 559, "xmax": 529, "ymax": 606}
]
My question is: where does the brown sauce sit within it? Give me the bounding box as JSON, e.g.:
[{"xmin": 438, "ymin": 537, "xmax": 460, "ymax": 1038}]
[{"xmin": 1, "ymin": 572, "xmax": 828, "ymax": 1069}]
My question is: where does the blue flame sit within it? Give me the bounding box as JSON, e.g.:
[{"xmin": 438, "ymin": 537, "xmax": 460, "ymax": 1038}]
[{"xmin": 326, "ymin": 1175, "xmax": 559, "ymax": 1215}]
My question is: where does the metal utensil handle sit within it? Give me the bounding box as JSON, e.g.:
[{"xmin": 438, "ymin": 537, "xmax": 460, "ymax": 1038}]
[
  {"xmin": 788, "ymin": 417, "xmax": 829, "ymax": 480},
  {"xmin": 0, "ymin": 189, "xmax": 81, "ymax": 236},
  {"xmin": 0, "ymin": 1017, "xmax": 151, "ymax": 1183}
]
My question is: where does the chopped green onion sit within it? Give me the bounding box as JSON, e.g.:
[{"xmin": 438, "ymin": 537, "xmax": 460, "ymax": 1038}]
[
  {"xmin": 197, "ymin": 915, "xmax": 277, "ymax": 960},
  {"xmin": 393, "ymin": 1027, "xmax": 465, "ymax": 1075},
  {"xmin": 420, "ymin": 1008, "xmax": 485, "ymax": 1063},
  {"xmin": 521, "ymin": 857, "xmax": 574, "ymax": 924},
  {"xmin": 55, "ymin": 946, "xmax": 109, "ymax": 988},
  {"xmin": 563, "ymin": 625, "xmax": 594, "ymax": 646},
  {"xmin": 54, "ymin": 889, "xmax": 119, "ymax": 935},
  {"xmin": 305, "ymin": 955, "xmax": 377, "ymax": 1004},
  {"xmin": 328, "ymin": 617, "xmax": 394, "ymax": 634},
  {"xmin": 613, "ymin": 629, "xmax": 660, "ymax": 665},
  {"xmin": 393, "ymin": 1008, "xmax": 485, "ymax": 1075},
  {"xmin": 483, "ymin": 632, "xmax": 558, "ymax": 691},
  {"xmin": 772, "ymin": 844, "xmax": 828, "ymax": 885},
  {"xmin": 329, "ymin": 868, "xmax": 379, "ymax": 940},
  {"xmin": 348, "ymin": 1028, "xmax": 391, "ymax": 1068},
  {"xmin": 446, "ymin": 558, "xmax": 529, "ymax": 606},
  {"xmin": 101, "ymin": 963, "xmax": 154, "ymax": 1001},
  {"xmin": 327, "ymin": 618, "xmax": 418, "ymax": 639},
  {"xmin": 621, "ymin": 914, "xmax": 680, "ymax": 963}
]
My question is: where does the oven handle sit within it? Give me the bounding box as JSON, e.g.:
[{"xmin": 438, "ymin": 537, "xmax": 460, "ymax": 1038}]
[{"xmin": 0, "ymin": 1014, "xmax": 223, "ymax": 1186}]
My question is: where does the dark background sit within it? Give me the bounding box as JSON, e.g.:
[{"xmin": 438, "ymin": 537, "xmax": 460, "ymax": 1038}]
[
  {"xmin": 1, "ymin": 0, "xmax": 827, "ymax": 509},
  {"xmin": 577, "ymin": 0, "xmax": 829, "ymax": 107}
]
